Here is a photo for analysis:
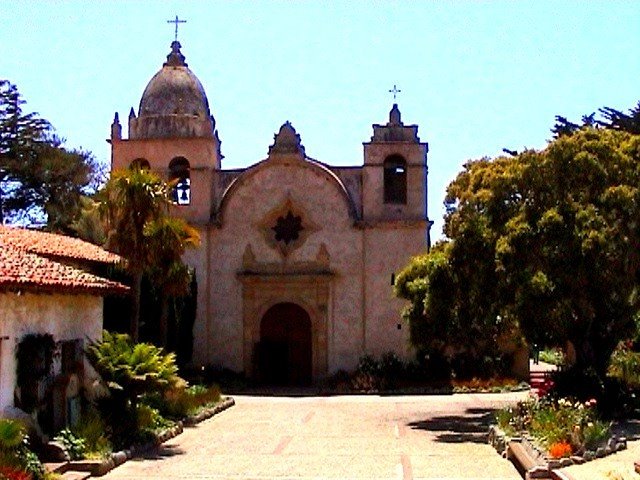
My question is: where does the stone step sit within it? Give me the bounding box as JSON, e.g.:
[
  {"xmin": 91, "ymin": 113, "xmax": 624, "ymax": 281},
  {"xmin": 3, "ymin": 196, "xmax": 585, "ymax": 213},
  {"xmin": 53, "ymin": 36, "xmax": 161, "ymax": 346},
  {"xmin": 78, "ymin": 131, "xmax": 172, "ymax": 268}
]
[
  {"xmin": 44, "ymin": 462, "xmax": 69, "ymax": 474},
  {"xmin": 60, "ymin": 471, "xmax": 91, "ymax": 480}
]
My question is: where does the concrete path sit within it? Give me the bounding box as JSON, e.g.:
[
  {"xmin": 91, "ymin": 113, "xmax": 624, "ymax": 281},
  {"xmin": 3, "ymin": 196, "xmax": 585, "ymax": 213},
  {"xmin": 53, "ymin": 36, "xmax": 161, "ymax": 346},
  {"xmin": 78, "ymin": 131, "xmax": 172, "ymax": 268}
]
[{"xmin": 101, "ymin": 392, "xmax": 528, "ymax": 480}]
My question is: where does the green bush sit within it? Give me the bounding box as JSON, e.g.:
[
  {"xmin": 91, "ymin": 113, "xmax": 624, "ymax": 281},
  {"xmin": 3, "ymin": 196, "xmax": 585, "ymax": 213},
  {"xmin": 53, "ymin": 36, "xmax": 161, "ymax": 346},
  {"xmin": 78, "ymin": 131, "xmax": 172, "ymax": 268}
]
[
  {"xmin": 539, "ymin": 348, "xmax": 565, "ymax": 366},
  {"xmin": 0, "ymin": 419, "xmax": 46, "ymax": 480},
  {"xmin": 0, "ymin": 419, "xmax": 25, "ymax": 468},
  {"xmin": 356, "ymin": 355, "xmax": 380, "ymax": 377},
  {"xmin": 136, "ymin": 404, "xmax": 172, "ymax": 432},
  {"xmin": 145, "ymin": 384, "xmax": 222, "ymax": 419},
  {"xmin": 54, "ymin": 429, "xmax": 86, "ymax": 460},
  {"xmin": 351, "ymin": 353, "xmax": 409, "ymax": 391},
  {"xmin": 86, "ymin": 331, "xmax": 186, "ymax": 405},
  {"xmin": 86, "ymin": 330, "xmax": 187, "ymax": 448},
  {"xmin": 71, "ymin": 408, "xmax": 112, "ymax": 459},
  {"xmin": 608, "ymin": 342, "xmax": 640, "ymax": 388}
]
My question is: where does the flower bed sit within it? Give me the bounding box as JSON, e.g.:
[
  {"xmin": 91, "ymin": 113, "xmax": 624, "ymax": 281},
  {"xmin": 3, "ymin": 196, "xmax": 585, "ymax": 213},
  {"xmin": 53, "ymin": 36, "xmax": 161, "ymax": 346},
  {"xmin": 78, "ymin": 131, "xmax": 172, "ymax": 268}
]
[
  {"xmin": 47, "ymin": 397, "xmax": 235, "ymax": 478},
  {"xmin": 489, "ymin": 397, "xmax": 628, "ymax": 476}
]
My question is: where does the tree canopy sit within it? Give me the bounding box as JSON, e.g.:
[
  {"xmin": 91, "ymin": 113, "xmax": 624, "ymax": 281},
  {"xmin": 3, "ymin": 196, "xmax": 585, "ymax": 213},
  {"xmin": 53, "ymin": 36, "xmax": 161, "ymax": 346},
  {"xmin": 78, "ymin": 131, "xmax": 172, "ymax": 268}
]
[
  {"xmin": 0, "ymin": 80, "xmax": 101, "ymax": 229},
  {"xmin": 552, "ymin": 101, "xmax": 640, "ymax": 138},
  {"xmin": 98, "ymin": 167, "xmax": 200, "ymax": 343},
  {"xmin": 396, "ymin": 127, "xmax": 640, "ymax": 377}
]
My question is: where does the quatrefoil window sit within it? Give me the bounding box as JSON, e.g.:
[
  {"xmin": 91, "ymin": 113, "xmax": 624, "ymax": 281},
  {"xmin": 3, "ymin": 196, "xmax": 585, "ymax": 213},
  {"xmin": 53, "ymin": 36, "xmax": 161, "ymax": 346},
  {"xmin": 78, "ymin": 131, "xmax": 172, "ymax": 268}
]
[
  {"xmin": 272, "ymin": 210, "xmax": 304, "ymax": 245},
  {"xmin": 259, "ymin": 197, "xmax": 318, "ymax": 257}
]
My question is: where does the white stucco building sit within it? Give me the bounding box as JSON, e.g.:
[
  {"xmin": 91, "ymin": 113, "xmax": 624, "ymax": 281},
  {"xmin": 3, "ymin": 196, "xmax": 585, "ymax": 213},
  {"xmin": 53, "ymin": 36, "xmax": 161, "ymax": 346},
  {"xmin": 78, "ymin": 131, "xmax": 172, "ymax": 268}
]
[{"xmin": 0, "ymin": 226, "xmax": 128, "ymax": 429}]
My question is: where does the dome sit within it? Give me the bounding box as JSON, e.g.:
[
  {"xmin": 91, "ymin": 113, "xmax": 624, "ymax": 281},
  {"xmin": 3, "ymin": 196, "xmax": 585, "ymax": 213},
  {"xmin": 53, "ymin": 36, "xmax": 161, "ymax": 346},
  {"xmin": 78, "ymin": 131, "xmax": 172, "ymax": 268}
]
[{"xmin": 129, "ymin": 41, "xmax": 215, "ymax": 140}]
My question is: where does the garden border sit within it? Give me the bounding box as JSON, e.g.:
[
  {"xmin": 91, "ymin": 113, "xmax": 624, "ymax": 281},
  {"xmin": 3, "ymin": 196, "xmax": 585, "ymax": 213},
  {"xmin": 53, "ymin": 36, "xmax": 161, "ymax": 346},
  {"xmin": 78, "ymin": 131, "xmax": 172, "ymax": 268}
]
[
  {"xmin": 488, "ymin": 424, "xmax": 628, "ymax": 480},
  {"xmin": 50, "ymin": 397, "xmax": 235, "ymax": 478}
]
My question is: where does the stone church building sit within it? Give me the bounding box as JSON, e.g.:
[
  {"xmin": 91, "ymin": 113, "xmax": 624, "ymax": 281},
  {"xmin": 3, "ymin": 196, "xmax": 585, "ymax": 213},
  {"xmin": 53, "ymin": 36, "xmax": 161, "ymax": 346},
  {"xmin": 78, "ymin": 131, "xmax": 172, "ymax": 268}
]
[{"xmin": 109, "ymin": 41, "xmax": 432, "ymax": 385}]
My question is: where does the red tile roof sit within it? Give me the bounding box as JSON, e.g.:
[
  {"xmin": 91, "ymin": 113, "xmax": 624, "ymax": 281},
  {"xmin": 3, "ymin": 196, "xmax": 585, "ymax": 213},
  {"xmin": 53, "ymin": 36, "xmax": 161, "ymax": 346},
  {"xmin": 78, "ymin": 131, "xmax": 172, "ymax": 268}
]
[
  {"xmin": 0, "ymin": 227, "xmax": 128, "ymax": 296},
  {"xmin": 0, "ymin": 226, "xmax": 121, "ymax": 264}
]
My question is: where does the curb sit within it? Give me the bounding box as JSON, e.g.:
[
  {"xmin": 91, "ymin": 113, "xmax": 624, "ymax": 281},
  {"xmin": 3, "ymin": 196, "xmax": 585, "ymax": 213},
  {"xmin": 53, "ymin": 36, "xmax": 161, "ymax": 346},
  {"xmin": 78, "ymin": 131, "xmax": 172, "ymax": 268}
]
[{"xmin": 62, "ymin": 397, "xmax": 235, "ymax": 478}]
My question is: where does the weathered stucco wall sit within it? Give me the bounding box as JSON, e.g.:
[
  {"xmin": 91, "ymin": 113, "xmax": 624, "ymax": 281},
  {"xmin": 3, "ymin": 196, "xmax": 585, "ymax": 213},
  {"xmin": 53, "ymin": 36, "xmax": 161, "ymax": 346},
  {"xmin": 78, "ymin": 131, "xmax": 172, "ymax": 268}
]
[
  {"xmin": 190, "ymin": 158, "xmax": 366, "ymax": 375},
  {"xmin": 185, "ymin": 153, "xmax": 428, "ymax": 377},
  {"xmin": 0, "ymin": 293, "xmax": 102, "ymax": 411},
  {"xmin": 363, "ymin": 226, "xmax": 427, "ymax": 360}
]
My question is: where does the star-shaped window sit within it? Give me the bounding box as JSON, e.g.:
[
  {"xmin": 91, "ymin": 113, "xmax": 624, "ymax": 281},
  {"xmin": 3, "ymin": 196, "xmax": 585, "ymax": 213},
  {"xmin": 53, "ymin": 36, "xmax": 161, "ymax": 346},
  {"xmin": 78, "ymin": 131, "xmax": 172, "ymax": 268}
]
[{"xmin": 272, "ymin": 210, "xmax": 304, "ymax": 245}]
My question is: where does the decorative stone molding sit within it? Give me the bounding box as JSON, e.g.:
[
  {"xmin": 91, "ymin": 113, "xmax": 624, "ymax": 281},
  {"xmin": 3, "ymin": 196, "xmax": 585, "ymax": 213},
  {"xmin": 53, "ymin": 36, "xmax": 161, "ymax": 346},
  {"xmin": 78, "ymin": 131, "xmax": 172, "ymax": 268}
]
[
  {"xmin": 268, "ymin": 122, "xmax": 306, "ymax": 156},
  {"xmin": 237, "ymin": 246, "xmax": 333, "ymax": 381},
  {"xmin": 258, "ymin": 196, "xmax": 319, "ymax": 258}
]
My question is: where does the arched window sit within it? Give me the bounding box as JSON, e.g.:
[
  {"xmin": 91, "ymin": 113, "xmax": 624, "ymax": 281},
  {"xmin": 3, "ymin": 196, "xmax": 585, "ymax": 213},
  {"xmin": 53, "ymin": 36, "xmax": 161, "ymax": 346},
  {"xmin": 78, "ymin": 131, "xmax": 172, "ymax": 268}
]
[
  {"xmin": 169, "ymin": 157, "xmax": 191, "ymax": 205},
  {"xmin": 129, "ymin": 158, "xmax": 150, "ymax": 170},
  {"xmin": 383, "ymin": 155, "xmax": 407, "ymax": 204}
]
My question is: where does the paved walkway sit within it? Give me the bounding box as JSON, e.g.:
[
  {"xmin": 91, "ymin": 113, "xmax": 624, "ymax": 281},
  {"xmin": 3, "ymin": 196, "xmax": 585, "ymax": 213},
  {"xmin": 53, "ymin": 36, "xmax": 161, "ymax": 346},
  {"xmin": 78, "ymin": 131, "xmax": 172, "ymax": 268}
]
[{"xmin": 101, "ymin": 392, "xmax": 528, "ymax": 480}]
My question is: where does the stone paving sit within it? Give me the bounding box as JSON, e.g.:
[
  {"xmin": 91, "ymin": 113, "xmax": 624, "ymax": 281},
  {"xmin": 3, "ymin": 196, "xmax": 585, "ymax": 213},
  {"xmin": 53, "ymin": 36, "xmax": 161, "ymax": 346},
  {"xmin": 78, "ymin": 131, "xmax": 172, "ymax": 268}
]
[{"xmin": 100, "ymin": 392, "xmax": 528, "ymax": 480}]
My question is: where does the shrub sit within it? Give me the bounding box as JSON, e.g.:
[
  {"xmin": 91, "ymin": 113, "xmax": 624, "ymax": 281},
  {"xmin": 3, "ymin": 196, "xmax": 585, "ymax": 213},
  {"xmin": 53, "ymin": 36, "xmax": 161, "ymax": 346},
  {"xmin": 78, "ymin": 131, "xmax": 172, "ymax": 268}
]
[
  {"xmin": 0, "ymin": 466, "xmax": 32, "ymax": 480},
  {"xmin": 54, "ymin": 429, "xmax": 86, "ymax": 460},
  {"xmin": 0, "ymin": 419, "xmax": 25, "ymax": 468},
  {"xmin": 608, "ymin": 342, "xmax": 640, "ymax": 388},
  {"xmin": 379, "ymin": 352, "xmax": 404, "ymax": 389},
  {"xmin": 136, "ymin": 404, "xmax": 172, "ymax": 432},
  {"xmin": 539, "ymin": 348, "xmax": 565, "ymax": 366},
  {"xmin": 356, "ymin": 355, "xmax": 380, "ymax": 377},
  {"xmin": 147, "ymin": 384, "xmax": 222, "ymax": 419},
  {"xmin": 15, "ymin": 447, "xmax": 43, "ymax": 480},
  {"xmin": 0, "ymin": 420, "xmax": 25, "ymax": 451},
  {"xmin": 582, "ymin": 420, "xmax": 611, "ymax": 451},
  {"xmin": 86, "ymin": 331, "xmax": 186, "ymax": 406},
  {"xmin": 86, "ymin": 331, "xmax": 186, "ymax": 447},
  {"xmin": 71, "ymin": 408, "xmax": 111, "ymax": 458}
]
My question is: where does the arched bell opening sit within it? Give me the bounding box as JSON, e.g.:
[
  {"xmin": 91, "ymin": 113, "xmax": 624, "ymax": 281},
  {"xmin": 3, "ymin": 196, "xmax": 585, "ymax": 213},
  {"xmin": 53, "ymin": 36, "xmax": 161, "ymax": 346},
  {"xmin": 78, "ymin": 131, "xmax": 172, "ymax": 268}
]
[{"xmin": 169, "ymin": 157, "xmax": 191, "ymax": 205}]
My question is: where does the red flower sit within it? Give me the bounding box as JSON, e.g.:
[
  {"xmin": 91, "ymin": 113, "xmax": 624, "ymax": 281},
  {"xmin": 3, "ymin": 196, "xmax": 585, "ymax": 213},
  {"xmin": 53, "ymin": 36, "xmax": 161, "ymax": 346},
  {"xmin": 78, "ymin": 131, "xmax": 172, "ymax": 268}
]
[{"xmin": 548, "ymin": 441, "xmax": 572, "ymax": 459}]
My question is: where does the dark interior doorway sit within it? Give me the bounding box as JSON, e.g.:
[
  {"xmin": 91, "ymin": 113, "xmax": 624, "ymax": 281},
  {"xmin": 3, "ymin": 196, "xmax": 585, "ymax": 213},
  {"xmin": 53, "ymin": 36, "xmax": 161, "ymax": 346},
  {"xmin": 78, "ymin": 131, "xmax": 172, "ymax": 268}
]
[{"xmin": 257, "ymin": 303, "xmax": 312, "ymax": 386}]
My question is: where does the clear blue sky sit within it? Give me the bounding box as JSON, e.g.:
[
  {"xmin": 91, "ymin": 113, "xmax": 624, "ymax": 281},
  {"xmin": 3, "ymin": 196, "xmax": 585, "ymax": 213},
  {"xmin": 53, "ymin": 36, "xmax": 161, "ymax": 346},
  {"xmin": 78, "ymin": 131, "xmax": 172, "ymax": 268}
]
[{"xmin": 1, "ymin": 1, "xmax": 638, "ymax": 239}]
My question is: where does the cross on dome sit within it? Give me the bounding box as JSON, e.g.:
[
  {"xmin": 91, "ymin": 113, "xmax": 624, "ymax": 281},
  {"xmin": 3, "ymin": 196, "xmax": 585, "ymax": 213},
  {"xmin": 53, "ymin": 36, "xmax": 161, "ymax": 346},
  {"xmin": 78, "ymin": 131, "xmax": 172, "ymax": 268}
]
[{"xmin": 167, "ymin": 15, "xmax": 187, "ymax": 42}]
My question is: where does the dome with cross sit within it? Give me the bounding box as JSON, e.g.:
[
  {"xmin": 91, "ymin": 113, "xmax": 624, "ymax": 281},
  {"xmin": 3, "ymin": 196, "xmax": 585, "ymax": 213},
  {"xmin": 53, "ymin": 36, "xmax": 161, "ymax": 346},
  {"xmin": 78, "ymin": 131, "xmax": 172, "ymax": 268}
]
[{"xmin": 129, "ymin": 41, "xmax": 215, "ymax": 139}]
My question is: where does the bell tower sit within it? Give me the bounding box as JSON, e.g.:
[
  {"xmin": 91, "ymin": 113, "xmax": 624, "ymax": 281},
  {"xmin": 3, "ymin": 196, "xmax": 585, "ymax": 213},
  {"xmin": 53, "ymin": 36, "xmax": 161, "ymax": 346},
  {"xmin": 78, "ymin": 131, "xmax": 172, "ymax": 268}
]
[
  {"xmin": 362, "ymin": 103, "xmax": 429, "ymax": 230},
  {"xmin": 109, "ymin": 41, "xmax": 221, "ymax": 225}
]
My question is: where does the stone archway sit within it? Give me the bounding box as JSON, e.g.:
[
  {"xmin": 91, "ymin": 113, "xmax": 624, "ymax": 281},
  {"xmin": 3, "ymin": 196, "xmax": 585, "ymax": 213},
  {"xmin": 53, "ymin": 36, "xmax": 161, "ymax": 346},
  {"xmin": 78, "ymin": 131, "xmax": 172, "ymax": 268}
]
[{"xmin": 257, "ymin": 303, "xmax": 312, "ymax": 386}]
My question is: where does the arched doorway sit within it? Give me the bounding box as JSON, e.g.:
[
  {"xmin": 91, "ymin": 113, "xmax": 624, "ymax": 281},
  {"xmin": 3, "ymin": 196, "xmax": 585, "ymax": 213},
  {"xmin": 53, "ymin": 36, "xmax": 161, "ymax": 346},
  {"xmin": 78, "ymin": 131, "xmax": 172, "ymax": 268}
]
[{"xmin": 257, "ymin": 303, "xmax": 312, "ymax": 386}]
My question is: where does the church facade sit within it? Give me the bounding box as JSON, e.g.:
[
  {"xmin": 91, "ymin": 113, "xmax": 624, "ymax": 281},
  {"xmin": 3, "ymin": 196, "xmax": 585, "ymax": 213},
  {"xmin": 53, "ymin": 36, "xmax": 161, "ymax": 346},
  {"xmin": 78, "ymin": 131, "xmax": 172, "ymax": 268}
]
[{"xmin": 109, "ymin": 41, "xmax": 432, "ymax": 384}]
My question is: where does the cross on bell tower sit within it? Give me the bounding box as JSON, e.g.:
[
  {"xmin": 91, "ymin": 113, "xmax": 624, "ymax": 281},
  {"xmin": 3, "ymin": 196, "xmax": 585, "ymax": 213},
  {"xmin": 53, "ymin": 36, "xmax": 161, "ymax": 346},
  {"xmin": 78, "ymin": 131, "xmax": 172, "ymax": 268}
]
[
  {"xmin": 388, "ymin": 84, "xmax": 401, "ymax": 101},
  {"xmin": 167, "ymin": 15, "xmax": 187, "ymax": 42}
]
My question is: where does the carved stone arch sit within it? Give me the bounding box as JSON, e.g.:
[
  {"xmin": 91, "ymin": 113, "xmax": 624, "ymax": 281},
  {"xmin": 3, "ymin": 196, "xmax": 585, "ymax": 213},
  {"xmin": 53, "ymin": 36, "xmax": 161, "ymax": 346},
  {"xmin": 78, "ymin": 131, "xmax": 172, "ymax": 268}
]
[
  {"xmin": 216, "ymin": 158, "xmax": 358, "ymax": 224},
  {"xmin": 239, "ymin": 271, "xmax": 331, "ymax": 382},
  {"xmin": 255, "ymin": 296, "xmax": 321, "ymax": 330}
]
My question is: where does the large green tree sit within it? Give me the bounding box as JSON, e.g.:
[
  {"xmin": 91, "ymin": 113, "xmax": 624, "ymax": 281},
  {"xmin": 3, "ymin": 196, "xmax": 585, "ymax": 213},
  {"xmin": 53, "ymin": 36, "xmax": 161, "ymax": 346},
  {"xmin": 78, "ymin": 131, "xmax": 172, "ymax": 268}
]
[
  {"xmin": 145, "ymin": 216, "xmax": 200, "ymax": 348},
  {"xmin": 99, "ymin": 167, "xmax": 171, "ymax": 342},
  {"xmin": 99, "ymin": 168, "xmax": 200, "ymax": 344},
  {"xmin": 0, "ymin": 79, "xmax": 99, "ymax": 229},
  {"xmin": 397, "ymin": 128, "xmax": 640, "ymax": 377}
]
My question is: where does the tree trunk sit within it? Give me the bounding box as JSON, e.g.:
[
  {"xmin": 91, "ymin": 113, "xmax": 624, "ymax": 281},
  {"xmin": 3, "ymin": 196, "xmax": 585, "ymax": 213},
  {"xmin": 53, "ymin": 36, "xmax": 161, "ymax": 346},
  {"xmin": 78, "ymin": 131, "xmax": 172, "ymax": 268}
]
[
  {"xmin": 130, "ymin": 271, "xmax": 142, "ymax": 342},
  {"xmin": 159, "ymin": 295, "xmax": 169, "ymax": 349}
]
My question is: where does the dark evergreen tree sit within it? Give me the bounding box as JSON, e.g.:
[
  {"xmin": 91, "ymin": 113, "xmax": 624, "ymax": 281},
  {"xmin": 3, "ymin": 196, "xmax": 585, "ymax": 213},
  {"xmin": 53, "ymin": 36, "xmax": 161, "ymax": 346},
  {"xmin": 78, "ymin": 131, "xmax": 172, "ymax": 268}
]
[
  {"xmin": 551, "ymin": 101, "xmax": 640, "ymax": 138},
  {"xmin": 598, "ymin": 101, "xmax": 640, "ymax": 134},
  {"xmin": 0, "ymin": 80, "xmax": 99, "ymax": 229}
]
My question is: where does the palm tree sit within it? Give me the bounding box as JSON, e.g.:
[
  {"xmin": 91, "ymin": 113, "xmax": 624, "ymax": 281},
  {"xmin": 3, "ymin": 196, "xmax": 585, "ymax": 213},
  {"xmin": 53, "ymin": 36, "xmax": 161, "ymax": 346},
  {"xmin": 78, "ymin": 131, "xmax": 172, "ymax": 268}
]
[
  {"xmin": 144, "ymin": 216, "xmax": 200, "ymax": 347},
  {"xmin": 99, "ymin": 167, "xmax": 170, "ymax": 342}
]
